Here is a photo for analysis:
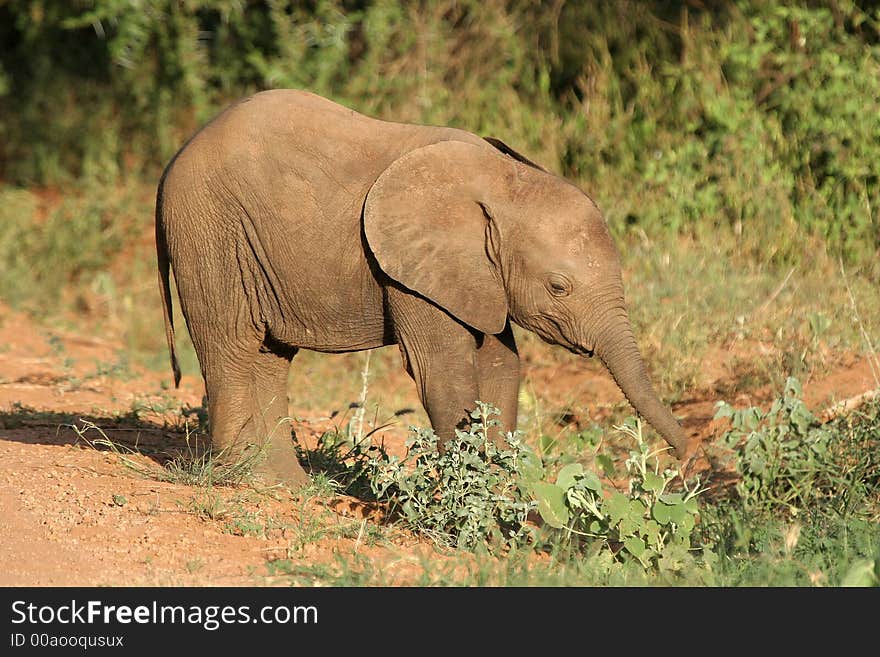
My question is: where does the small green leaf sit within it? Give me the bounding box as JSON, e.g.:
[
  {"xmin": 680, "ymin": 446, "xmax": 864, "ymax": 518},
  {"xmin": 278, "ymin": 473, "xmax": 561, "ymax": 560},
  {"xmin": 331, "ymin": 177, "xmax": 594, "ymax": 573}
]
[
  {"xmin": 618, "ymin": 499, "xmax": 647, "ymax": 536},
  {"xmin": 624, "ymin": 535, "xmax": 647, "ymax": 559},
  {"xmin": 653, "ymin": 502, "xmax": 672, "ymax": 525},
  {"xmin": 555, "ymin": 463, "xmax": 583, "ymax": 490},
  {"xmin": 606, "ymin": 492, "xmax": 631, "ymax": 526},
  {"xmin": 401, "ymin": 500, "xmax": 419, "ymax": 521},
  {"xmin": 643, "ymin": 471, "xmax": 665, "ymax": 493},
  {"xmin": 669, "ymin": 503, "xmax": 690, "ymax": 525},
  {"xmin": 713, "ymin": 401, "xmax": 734, "ymax": 420},
  {"xmin": 628, "ymin": 498, "xmax": 647, "ymax": 518},
  {"xmin": 112, "ymin": 494, "xmax": 127, "ymax": 507},
  {"xmin": 642, "ymin": 519, "xmax": 662, "ymax": 545},
  {"xmin": 530, "ymin": 482, "xmax": 569, "ymax": 529},
  {"xmin": 743, "ymin": 408, "xmax": 762, "ymax": 430},
  {"xmin": 519, "ymin": 451, "xmax": 545, "ymax": 482},
  {"xmin": 596, "ymin": 454, "xmax": 615, "ymax": 477},
  {"xmin": 657, "ymin": 543, "xmax": 689, "ymax": 572},
  {"xmin": 581, "ymin": 470, "xmax": 604, "ymax": 493},
  {"xmin": 679, "ymin": 513, "xmax": 696, "ymax": 533}
]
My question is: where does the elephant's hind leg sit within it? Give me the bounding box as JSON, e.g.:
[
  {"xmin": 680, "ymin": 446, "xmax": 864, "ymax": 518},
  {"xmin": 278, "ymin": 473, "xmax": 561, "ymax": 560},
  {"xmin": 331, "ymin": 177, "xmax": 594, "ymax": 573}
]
[
  {"xmin": 248, "ymin": 343, "xmax": 309, "ymax": 487},
  {"xmin": 171, "ymin": 216, "xmax": 309, "ymax": 487},
  {"xmin": 197, "ymin": 334, "xmax": 308, "ymax": 488}
]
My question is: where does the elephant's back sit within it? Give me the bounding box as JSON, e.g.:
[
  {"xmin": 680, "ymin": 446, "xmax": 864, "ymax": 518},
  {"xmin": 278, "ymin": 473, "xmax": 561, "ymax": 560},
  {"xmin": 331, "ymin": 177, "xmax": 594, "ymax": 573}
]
[
  {"xmin": 174, "ymin": 89, "xmax": 486, "ymax": 187},
  {"xmin": 182, "ymin": 89, "xmax": 416, "ymax": 171},
  {"xmin": 159, "ymin": 90, "xmax": 392, "ymax": 246},
  {"xmin": 158, "ymin": 91, "xmax": 406, "ymax": 352},
  {"xmin": 159, "ymin": 88, "xmax": 490, "ymax": 261},
  {"xmin": 156, "ymin": 90, "xmax": 487, "ymax": 352}
]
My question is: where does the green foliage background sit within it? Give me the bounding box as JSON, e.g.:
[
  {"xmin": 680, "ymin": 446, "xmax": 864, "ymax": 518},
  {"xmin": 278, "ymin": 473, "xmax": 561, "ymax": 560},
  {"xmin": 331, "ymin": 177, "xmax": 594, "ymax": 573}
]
[{"xmin": 1, "ymin": 0, "xmax": 878, "ymax": 265}]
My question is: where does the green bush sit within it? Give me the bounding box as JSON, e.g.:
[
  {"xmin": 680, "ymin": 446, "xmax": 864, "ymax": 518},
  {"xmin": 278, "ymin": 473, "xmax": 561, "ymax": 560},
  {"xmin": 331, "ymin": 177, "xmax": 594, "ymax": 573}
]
[
  {"xmin": 550, "ymin": 2, "xmax": 880, "ymax": 263},
  {"xmin": 715, "ymin": 377, "xmax": 880, "ymax": 517},
  {"xmin": 531, "ymin": 418, "xmax": 705, "ymax": 573},
  {"xmin": 307, "ymin": 404, "xmax": 709, "ymax": 573},
  {"xmin": 0, "ymin": 1, "xmax": 877, "ymax": 265},
  {"xmin": 304, "ymin": 402, "xmax": 538, "ymax": 552},
  {"xmin": 367, "ymin": 404, "xmax": 537, "ymax": 551}
]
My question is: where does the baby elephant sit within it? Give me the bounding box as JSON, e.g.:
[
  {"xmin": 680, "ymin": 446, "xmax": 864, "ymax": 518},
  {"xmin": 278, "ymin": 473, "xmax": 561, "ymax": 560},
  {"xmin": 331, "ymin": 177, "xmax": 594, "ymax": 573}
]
[{"xmin": 156, "ymin": 89, "xmax": 698, "ymax": 487}]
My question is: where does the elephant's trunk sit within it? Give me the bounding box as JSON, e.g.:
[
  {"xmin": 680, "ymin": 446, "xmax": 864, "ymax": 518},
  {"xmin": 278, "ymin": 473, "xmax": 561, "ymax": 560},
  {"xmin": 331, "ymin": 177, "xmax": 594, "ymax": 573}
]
[{"xmin": 592, "ymin": 308, "xmax": 694, "ymax": 460}]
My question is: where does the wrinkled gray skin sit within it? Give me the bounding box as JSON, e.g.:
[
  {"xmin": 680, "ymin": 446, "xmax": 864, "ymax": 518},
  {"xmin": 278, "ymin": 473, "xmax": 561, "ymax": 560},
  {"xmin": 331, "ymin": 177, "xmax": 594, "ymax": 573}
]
[{"xmin": 156, "ymin": 90, "xmax": 698, "ymax": 487}]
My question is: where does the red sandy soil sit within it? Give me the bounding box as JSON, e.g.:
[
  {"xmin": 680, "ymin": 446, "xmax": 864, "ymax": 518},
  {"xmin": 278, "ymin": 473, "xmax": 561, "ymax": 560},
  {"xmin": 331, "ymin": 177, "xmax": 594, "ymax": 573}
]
[{"xmin": 0, "ymin": 302, "xmax": 876, "ymax": 586}]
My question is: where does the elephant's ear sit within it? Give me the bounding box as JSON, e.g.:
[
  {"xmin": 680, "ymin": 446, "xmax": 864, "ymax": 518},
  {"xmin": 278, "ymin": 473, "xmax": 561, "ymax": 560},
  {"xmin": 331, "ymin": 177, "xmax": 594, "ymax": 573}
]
[{"xmin": 364, "ymin": 140, "xmax": 509, "ymax": 335}]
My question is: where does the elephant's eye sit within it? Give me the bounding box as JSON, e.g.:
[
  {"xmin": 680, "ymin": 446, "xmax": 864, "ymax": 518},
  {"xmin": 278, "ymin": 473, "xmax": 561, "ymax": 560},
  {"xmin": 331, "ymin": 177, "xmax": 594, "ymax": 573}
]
[{"xmin": 547, "ymin": 274, "xmax": 572, "ymax": 297}]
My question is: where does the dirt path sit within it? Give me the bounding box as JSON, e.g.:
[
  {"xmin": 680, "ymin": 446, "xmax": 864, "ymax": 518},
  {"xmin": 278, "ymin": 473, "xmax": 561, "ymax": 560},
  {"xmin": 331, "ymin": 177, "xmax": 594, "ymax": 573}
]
[{"xmin": 1, "ymin": 303, "xmax": 876, "ymax": 586}]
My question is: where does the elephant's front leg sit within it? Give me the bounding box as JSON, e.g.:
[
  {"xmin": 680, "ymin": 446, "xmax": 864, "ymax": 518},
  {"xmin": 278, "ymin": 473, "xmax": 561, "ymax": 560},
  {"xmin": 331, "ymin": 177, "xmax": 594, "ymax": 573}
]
[
  {"xmin": 474, "ymin": 320, "xmax": 520, "ymax": 441},
  {"xmin": 386, "ymin": 286, "xmax": 481, "ymax": 449}
]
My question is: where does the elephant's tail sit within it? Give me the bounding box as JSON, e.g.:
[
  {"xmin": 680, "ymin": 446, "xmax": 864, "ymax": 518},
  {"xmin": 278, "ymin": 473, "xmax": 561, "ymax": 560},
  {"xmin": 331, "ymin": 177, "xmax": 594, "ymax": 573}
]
[{"xmin": 156, "ymin": 187, "xmax": 182, "ymax": 389}]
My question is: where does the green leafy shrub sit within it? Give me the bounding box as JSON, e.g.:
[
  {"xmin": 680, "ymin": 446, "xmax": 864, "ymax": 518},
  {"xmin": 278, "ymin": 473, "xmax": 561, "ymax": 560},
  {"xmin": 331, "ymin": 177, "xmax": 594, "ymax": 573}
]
[
  {"xmin": 559, "ymin": 2, "xmax": 880, "ymax": 264},
  {"xmin": 715, "ymin": 377, "xmax": 879, "ymax": 517},
  {"xmin": 370, "ymin": 405, "xmax": 538, "ymax": 551},
  {"xmin": 308, "ymin": 408, "xmax": 710, "ymax": 572},
  {"xmin": 303, "ymin": 402, "xmax": 538, "ymax": 552},
  {"xmin": 531, "ymin": 419, "xmax": 704, "ymax": 573},
  {"xmin": 1, "ymin": 1, "xmax": 877, "ymax": 267}
]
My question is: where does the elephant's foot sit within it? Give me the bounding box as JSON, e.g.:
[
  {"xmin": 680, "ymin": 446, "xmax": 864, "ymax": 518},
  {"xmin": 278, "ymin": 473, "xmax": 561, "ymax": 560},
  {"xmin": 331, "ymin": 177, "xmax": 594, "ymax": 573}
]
[
  {"xmin": 251, "ymin": 437, "xmax": 311, "ymax": 489},
  {"xmin": 212, "ymin": 435, "xmax": 310, "ymax": 489}
]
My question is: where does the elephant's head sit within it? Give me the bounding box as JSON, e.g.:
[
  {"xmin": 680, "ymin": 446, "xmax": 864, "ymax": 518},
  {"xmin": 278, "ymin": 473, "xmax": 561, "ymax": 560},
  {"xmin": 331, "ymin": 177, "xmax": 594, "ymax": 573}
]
[{"xmin": 364, "ymin": 139, "xmax": 697, "ymax": 462}]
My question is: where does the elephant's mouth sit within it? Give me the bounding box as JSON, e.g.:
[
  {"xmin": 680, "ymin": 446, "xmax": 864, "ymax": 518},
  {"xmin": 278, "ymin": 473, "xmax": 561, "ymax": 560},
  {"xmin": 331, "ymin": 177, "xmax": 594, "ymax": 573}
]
[
  {"xmin": 562, "ymin": 335, "xmax": 595, "ymax": 357},
  {"xmin": 526, "ymin": 313, "xmax": 595, "ymax": 357}
]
